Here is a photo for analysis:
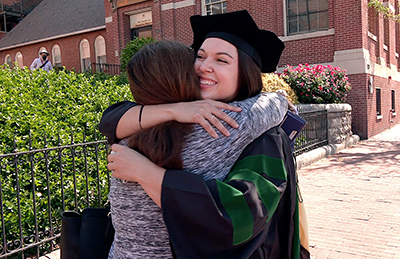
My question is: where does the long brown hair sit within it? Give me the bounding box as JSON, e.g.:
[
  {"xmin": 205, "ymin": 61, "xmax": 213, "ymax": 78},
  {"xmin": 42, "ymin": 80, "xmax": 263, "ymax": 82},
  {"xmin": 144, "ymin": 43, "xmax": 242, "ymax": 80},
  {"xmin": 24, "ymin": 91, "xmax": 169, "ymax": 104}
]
[
  {"xmin": 126, "ymin": 40, "xmax": 201, "ymax": 169},
  {"xmin": 234, "ymin": 48, "xmax": 263, "ymax": 101}
]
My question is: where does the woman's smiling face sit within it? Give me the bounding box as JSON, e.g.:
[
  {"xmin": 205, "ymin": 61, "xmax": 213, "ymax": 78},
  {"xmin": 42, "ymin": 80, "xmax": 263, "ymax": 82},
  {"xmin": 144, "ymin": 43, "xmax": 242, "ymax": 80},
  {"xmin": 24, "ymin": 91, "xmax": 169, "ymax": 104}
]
[{"xmin": 194, "ymin": 38, "xmax": 239, "ymax": 102}]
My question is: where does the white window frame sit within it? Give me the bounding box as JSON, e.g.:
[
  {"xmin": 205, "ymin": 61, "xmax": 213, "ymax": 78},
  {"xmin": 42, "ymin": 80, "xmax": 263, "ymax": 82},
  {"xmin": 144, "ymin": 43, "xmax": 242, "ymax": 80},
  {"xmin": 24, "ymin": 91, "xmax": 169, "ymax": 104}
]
[
  {"xmin": 4, "ymin": 54, "xmax": 12, "ymax": 66},
  {"xmin": 52, "ymin": 44, "xmax": 62, "ymax": 67},
  {"xmin": 284, "ymin": 0, "xmax": 329, "ymax": 36},
  {"xmin": 79, "ymin": 39, "xmax": 91, "ymax": 72},
  {"xmin": 15, "ymin": 52, "xmax": 23, "ymax": 68},
  {"xmin": 95, "ymin": 35, "xmax": 107, "ymax": 64},
  {"xmin": 201, "ymin": 0, "xmax": 227, "ymax": 15}
]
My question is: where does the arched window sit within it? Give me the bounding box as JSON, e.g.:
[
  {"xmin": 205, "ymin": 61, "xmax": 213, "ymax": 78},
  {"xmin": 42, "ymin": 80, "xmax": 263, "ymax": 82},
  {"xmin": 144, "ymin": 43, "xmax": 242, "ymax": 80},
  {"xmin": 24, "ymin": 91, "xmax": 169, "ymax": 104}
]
[
  {"xmin": 80, "ymin": 39, "xmax": 91, "ymax": 71},
  {"xmin": 52, "ymin": 44, "xmax": 62, "ymax": 67},
  {"xmin": 15, "ymin": 52, "xmax": 23, "ymax": 68},
  {"xmin": 4, "ymin": 54, "xmax": 12, "ymax": 66},
  {"xmin": 95, "ymin": 35, "xmax": 106, "ymax": 64}
]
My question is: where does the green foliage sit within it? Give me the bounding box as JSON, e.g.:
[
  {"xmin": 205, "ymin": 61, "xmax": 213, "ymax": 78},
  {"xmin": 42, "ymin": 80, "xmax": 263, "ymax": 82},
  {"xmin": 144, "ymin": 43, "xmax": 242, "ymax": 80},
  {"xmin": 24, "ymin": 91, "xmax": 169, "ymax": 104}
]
[
  {"xmin": 0, "ymin": 65, "xmax": 131, "ymax": 152},
  {"xmin": 120, "ymin": 37, "xmax": 156, "ymax": 72},
  {"xmin": 262, "ymin": 73, "xmax": 298, "ymax": 104},
  {"xmin": 368, "ymin": 0, "xmax": 400, "ymax": 23},
  {"xmin": 281, "ymin": 63, "xmax": 351, "ymax": 104},
  {"xmin": 0, "ymin": 65, "xmax": 131, "ymax": 257}
]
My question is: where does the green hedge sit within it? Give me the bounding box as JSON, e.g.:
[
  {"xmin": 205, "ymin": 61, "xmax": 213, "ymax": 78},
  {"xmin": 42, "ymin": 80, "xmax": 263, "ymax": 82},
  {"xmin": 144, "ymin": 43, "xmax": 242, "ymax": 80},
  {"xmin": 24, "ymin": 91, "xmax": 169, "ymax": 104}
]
[
  {"xmin": 0, "ymin": 65, "xmax": 131, "ymax": 257},
  {"xmin": 0, "ymin": 65, "xmax": 131, "ymax": 152}
]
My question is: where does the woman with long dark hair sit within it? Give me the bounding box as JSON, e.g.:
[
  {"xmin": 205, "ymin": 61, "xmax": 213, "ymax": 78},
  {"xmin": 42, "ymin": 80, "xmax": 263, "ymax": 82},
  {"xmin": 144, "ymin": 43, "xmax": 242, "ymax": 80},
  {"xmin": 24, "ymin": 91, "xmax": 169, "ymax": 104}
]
[{"xmin": 102, "ymin": 10, "xmax": 308, "ymax": 259}]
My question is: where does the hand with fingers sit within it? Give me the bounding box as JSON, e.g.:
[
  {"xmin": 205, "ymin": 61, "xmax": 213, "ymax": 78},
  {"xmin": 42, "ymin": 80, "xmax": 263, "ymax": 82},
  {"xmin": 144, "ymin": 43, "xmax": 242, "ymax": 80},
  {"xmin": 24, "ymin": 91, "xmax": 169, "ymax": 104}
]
[
  {"xmin": 107, "ymin": 144, "xmax": 165, "ymax": 207},
  {"xmin": 171, "ymin": 99, "xmax": 242, "ymax": 138},
  {"xmin": 108, "ymin": 144, "xmax": 164, "ymax": 182}
]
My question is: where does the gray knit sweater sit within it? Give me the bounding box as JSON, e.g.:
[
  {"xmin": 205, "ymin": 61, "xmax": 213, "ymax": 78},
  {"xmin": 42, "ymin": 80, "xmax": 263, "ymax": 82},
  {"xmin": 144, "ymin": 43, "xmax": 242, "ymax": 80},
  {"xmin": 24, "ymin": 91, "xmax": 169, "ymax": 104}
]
[{"xmin": 108, "ymin": 93, "xmax": 287, "ymax": 258}]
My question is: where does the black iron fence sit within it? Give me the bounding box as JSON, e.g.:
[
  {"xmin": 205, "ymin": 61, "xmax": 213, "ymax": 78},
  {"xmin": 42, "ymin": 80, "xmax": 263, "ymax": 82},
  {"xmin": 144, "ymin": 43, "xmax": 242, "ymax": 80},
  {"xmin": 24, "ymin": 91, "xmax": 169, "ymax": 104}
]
[
  {"xmin": 295, "ymin": 109, "xmax": 329, "ymax": 156},
  {"xmin": 0, "ymin": 109, "xmax": 328, "ymax": 258},
  {"xmin": 88, "ymin": 63, "xmax": 121, "ymax": 76},
  {"xmin": 0, "ymin": 132, "xmax": 109, "ymax": 258}
]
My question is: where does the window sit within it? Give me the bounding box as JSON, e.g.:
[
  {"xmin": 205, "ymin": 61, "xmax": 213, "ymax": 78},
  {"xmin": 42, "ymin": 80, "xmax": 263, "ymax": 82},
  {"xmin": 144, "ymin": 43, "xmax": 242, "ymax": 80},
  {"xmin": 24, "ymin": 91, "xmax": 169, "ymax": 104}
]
[
  {"xmin": 4, "ymin": 54, "xmax": 12, "ymax": 66},
  {"xmin": 95, "ymin": 36, "xmax": 106, "ymax": 64},
  {"xmin": 203, "ymin": 0, "xmax": 227, "ymax": 15},
  {"xmin": 129, "ymin": 12, "xmax": 152, "ymax": 40},
  {"xmin": 15, "ymin": 52, "xmax": 23, "ymax": 68},
  {"xmin": 392, "ymin": 90, "xmax": 396, "ymax": 113},
  {"xmin": 376, "ymin": 88, "xmax": 382, "ymax": 117},
  {"xmin": 80, "ymin": 39, "xmax": 91, "ymax": 72},
  {"xmin": 383, "ymin": 18, "xmax": 389, "ymax": 47},
  {"xmin": 287, "ymin": 0, "xmax": 328, "ymax": 35},
  {"xmin": 131, "ymin": 26, "xmax": 152, "ymax": 40},
  {"xmin": 368, "ymin": 5, "xmax": 378, "ymax": 36},
  {"xmin": 52, "ymin": 44, "xmax": 62, "ymax": 67}
]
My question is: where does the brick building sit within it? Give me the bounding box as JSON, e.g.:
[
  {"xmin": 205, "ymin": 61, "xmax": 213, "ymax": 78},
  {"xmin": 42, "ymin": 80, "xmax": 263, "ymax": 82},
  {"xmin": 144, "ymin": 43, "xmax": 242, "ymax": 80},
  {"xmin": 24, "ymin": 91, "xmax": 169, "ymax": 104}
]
[
  {"xmin": 0, "ymin": 0, "xmax": 106, "ymax": 72},
  {"xmin": 0, "ymin": 0, "xmax": 399, "ymax": 139}
]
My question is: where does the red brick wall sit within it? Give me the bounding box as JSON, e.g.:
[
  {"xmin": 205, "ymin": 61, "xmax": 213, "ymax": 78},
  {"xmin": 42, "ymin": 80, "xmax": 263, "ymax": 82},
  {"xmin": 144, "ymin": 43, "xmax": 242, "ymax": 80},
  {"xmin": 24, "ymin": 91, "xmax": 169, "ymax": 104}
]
[
  {"xmin": 347, "ymin": 74, "xmax": 369, "ymax": 139},
  {"xmin": 104, "ymin": 0, "xmax": 154, "ymax": 65},
  {"xmin": 348, "ymin": 74, "xmax": 400, "ymax": 139},
  {"xmin": 0, "ymin": 29, "xmax": 106, "ymax": 72},
  {"xmin": 278, "ymin": 0, "xmax": 336, "ymax": 67},
  {"xmin": 279, "ymin": 35, "xmax": 335, "ymax": 67},
  {"xmin": 334, "ymin": 0, "xmax": 363, "ymax": 51},
  {"xmin": 367, "ymin": 76, "xmax": 400, "ymax": 137},
  {"xmin": 104, "ymin": 0, "xmax": 119, "ymax": 64},
  {"xmin": 174, "ymin": 6, "xmax": 196, "ymax": 44}
]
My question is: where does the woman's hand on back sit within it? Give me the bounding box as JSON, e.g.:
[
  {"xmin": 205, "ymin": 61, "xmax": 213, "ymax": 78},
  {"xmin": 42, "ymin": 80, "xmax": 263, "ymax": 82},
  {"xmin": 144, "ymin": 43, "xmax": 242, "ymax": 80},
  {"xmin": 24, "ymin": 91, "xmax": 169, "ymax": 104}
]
[
  {"xmin": 170, "ymin": 99, "xmax": 241, "ymax": 138},
  {"xmin": 107, "ymin": 144, "xmax": 166, "ymax": 207}
]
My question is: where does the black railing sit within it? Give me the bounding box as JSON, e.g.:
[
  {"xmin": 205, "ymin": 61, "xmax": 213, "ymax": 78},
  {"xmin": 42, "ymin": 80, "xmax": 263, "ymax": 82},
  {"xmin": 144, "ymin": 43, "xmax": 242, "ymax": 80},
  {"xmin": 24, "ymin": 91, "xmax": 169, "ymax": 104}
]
[
  {"xmin": 295, "ymin": 109, "xmax": 329, "ymax": 156},
  {"xmin": 0, "ymin": 132, "xmax": 109, "ymax": 259},
  {"xmin": 0, "ymin": 110, "xmax": 328, "ymax": 258},
  {"xmin": 88, "ymin": 63, "xmax": 121, "ymax": 76}
]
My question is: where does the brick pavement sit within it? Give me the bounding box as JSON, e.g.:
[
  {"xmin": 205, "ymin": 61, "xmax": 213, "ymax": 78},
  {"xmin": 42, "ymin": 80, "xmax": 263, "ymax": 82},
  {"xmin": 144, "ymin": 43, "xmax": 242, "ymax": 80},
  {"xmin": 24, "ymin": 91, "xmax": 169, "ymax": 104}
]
[{"xmin": 298, "ymin": 124, "xmax": 400, "ymax": 259}]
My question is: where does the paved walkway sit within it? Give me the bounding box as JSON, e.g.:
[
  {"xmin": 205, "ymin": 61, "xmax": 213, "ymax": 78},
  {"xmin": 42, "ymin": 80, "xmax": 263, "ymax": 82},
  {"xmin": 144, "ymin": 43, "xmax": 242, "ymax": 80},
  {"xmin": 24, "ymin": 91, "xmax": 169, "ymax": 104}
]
[{"xmin": 298, "ymin": 124, "xmax": 400, "ymax": 259}]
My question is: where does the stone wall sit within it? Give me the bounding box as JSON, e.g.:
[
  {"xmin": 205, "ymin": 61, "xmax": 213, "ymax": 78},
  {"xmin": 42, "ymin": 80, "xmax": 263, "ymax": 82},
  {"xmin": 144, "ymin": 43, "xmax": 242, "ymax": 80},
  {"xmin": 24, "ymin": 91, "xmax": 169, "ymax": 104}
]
[{"xmin": 296, "ymin": 103, "xmax": 353, "ymax": 145}]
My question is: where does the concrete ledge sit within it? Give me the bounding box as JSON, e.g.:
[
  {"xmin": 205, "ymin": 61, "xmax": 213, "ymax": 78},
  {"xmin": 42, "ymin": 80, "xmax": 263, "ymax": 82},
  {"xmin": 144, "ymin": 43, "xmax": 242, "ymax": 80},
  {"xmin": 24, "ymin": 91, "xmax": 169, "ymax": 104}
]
[{"xmin": 296, "ymin": 134, "xmax": 360, "ymax": 171}]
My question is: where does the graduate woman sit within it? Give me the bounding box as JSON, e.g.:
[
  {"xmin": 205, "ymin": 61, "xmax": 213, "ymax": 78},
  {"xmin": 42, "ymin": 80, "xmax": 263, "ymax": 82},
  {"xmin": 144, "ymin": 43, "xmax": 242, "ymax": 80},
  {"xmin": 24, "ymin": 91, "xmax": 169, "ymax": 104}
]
[{"xmin": 101, "ymin": 10, "xmax": 309, "ymax": 259}]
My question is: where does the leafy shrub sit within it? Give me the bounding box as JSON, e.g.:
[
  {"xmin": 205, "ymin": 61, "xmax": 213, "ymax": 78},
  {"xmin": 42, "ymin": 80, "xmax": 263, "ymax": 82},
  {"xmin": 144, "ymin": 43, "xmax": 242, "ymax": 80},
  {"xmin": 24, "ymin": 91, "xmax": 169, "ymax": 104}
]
[
  {"xmin": 0, "ymin": 65, "xmax": 131, "ymax": 152},
  {"xmin": 0, "ymin": 65, "xmax": 131, "ymax": 257},
  {"xmin": 262, "ymin": 73, "xmax": 298, "ymax": 104},
  {"xmin": 120, "ymin": 37, "xmax": 156, "ymax": 72},
  {"xmin": 281, "ymin": 63, "xmax": 351, "ymax": 104}
]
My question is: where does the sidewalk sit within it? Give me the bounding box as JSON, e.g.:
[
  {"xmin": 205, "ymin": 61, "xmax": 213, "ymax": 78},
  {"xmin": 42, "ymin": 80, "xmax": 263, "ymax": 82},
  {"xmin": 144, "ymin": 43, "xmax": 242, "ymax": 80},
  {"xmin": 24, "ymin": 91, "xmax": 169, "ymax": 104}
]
[{"xmin": 298, "ymin": 124, "xmax": 400, "ymax": 258}]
